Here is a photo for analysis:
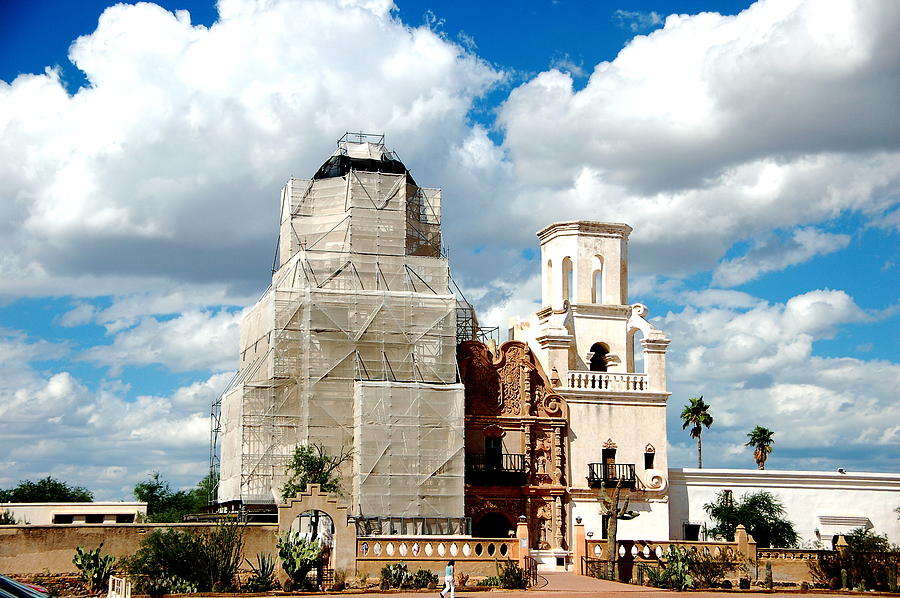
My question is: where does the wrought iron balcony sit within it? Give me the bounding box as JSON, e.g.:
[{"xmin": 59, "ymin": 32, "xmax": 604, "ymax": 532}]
[
  {"xmin": 466, "ymin": 453, "xmax": 527, "ymax": 486},
  {"xmin": 587, "ymin": 463, "xmax": 637, "ymax": 489}
]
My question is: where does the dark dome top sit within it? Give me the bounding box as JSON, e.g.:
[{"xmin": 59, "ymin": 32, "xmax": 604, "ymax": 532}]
[{"xmin": 313, "ymin": 152, "xmax": 412, "ymax": 182}]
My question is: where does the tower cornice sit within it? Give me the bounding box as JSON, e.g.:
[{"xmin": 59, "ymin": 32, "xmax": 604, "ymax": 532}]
[{"xmin": 537, "ymin": 221, "xmax": 632, "ymax": 242}]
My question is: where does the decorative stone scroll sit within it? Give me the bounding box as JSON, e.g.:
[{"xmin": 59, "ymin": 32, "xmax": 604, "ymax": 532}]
[{"xmin": 458, "ymin": 340, "xmax": 567, "ymax": 419}]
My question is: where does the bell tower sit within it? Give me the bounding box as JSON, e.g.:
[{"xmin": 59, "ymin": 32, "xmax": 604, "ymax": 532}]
[
  {"xmin": 511, "ymin": 220, "xmax": 673, "ymax": 548},
  {"xmin": 537, "ymin": 221, "xmax": 637, "ymax": 377},
  {"xmin": 539, "ymin": 221, "xmax": 631, "ymax": 310}
]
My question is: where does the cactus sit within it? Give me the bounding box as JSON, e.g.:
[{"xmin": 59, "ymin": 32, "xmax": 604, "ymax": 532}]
[
  {"xmin": 73, "ymin": 544, "xmax": 116, "ymax": 593},
  {"xmin": 764, "ymin": 561, "xmax": 772, "ymax": 589},
  {"xmin": 598, "ymin": 478, "xmax": 640, "ymax": 581},
  {"xmin": 841, "ymin": 568, "xmax": 848, "ymax": 590}
]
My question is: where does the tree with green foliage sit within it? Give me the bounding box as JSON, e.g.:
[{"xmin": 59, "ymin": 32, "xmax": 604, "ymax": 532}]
[
  {"xmin": 746, "ymin": 425, "xmax": 775, "ymax": 470},
  {"xmin": 680, "ymin": 396, "xmax": 713, "ymax": 468},
  {"xmin": 280, "ymin": 443, "xmax": 353, "ymax": 499},
  {"xmin": 704, "ymin": 490, "xmax": 798, "ymax": 548},
  {"xmin": 0, "ymin": 476, "xmax": 93, "ymax": 502},
  {"xmin": 0, "ymin": 509, "xmax": 20, "ymax": 524},
  {"xmin": 198, "ymin": 470, "xmax": 219, "ymax": 506},
  {"xmin": 133, "ymin": 472, "xmax": 213, "ymax": 522},
  {"xmin": 811, "ymin": 527, "xmax": 898, "ymax": 591},
  {"xmin": 845, "ymin": 527, "xmax": 891, "ymax": 552}
]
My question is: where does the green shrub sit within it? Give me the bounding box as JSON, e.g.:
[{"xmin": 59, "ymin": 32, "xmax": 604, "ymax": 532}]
[
  {"xmin": 411, "ymin": 568, "xmax": 438, "ymax": 589},
  {"xmin": 245, "ymin": 553, "xmax": 277, "ymax": 592},
  {"xmin": 332, "ymin": 568, "xmax": 348, "ymax": 591},
  {"xmin": 198, "ymin": 520, "xmax": 244, "ymax": 590},
  {"xmin": 380, "ymin": 562, "xmax": 412, "ymax": 588},
  {"xmin": 476, "ymin": 576, "xmax": 501, "ymax": 587},
  {"xmin": 277, "ymin": 531, "xmax": 322, "ymax": 589},
  {"xmin": 497, "ymin": 560, "xmax": 528, "ymax": 589},
  {"xmin": 810, "ymin": 528, "xmax": 899, "ymax": 591},
  {"xmin": 142, "ymin": 575, "xmax": 198, "ymax": 598},
  {"xmin": 120, "ymin": 521, "xmax": 244, "ymax": 593},
  {"xmin": 0, "ymin": 510, "xmax": 18, "ymax": 525},
  {"xmin": 73, "ymin": 543, "xmax": 116, "ymax": 592},
  {"xmin": 689, "ymin": 548, "xmax": 738, "ymax": 588},
  {"xmin": 646, "ymin": 546, "xmax": 694, "ymax": 590}
]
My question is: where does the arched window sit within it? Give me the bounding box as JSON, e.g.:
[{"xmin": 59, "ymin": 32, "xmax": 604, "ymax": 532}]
[
  {"xmin": 592, "ymin": 256, "xmax": 604, "ymax": 303},
  {"xmin": 562, "ymin": 257, "xmax": 573, "ymax": 303},
  {"xmin": 589, "ymin": 342, "xmax": 609, "ymax": 372},
  {"xmin": 546, "ymin": 259, "xmax": 553, "ymax": 304},
  {"xmin": 628, "ymin": 328, "xmax": 645, "ymax": 373}
]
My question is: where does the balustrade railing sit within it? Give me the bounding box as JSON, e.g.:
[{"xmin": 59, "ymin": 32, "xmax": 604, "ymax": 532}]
[
  {"xmin": 585, "ymin": 538, "xmax": 742, "ymax": 562},
  {"xmin": 356, "ymin": 537, "xmax": 519, "ymax": 562},
  {"xmin": 566, "ymin": 371, "xmax": 647, "ymax": 391},
  {"xmin": 756, "ymin": 548, "xmax": 828, "ymax": 560},
  {"xmin": 584, "ymin": 539, "xmax": 744, "ymax": 584}
]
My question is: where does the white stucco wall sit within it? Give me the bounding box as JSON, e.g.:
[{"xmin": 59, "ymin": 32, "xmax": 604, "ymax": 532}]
[
  {"xmin": 1, "ymin": 502, "xmax": 147, "ymax": 525},
  {"xmin": 565, "ymin": 396, "xmax": 669, "ymax": 490},
  {"xmin": 571, "ymin": 493, "xmax": 670, "ymax": 541},
  {"xmin": 668, "ymin": 468, "xmax": 900, "ymax": 546}
]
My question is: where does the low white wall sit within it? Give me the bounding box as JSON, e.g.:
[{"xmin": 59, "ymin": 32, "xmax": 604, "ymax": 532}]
[
  {"xmin": 1, "ymin": 502, "xmax": 147, "ymax": 525},
  {"xmin": 668, "ymin": 468, "xmax": 900, "ymax": 546}
]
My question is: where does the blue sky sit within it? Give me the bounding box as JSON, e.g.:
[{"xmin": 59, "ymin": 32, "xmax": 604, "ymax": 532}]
[{"xmin": 0, "ymin": 0, "xmax": 897, "ymax": 500}]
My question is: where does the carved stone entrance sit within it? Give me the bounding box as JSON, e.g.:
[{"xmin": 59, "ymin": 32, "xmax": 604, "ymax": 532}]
[{"xmin": 458, "ymin": 340, "xmax": 569, "ymax": 551}]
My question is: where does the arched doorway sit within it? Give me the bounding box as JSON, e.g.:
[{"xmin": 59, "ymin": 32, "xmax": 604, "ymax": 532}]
[
  {"xmin": 290, "ymin": 509, "xmax": 336, "ymax": 587},
  {"xmin": 291, "ymin": 509, "xmax": 335, "ymax": 543},
  {"xmin": 589, "ymin": 342, "xmax": 609, "ymax": 372},
  {"xmin": 474, "ymin": 512, "xmax": 514, "ymax": 538}
]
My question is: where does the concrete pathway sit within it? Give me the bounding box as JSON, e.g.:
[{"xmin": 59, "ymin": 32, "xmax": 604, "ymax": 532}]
[{"xmin": 532, "ymin": 571, "xmax": 662, "ymax": 592}]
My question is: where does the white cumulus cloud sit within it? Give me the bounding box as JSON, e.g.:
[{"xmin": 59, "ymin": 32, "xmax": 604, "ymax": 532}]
[{"xmin": 713, "ymin": 227, "xmax": 851, "ymax": 286}]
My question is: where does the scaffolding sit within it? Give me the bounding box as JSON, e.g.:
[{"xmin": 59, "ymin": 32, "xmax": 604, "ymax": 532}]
[{"xmin": 217, "ymin": 135, "xmax": 465, "ymax": 518}]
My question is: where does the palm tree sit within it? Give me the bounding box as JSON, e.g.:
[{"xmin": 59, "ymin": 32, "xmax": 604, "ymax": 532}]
[
  {"xmin": 681, "ymin": 396, "xmax": 713, "ymax": 468},
  {"xmin": 746, "ymin": 426, "xmax": 775, "ymax": 470}
]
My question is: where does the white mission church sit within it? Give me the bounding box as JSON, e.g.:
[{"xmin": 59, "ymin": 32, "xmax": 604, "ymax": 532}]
[{"xmin": 216, "ymin": 134, "xmax": 900, "ymax": 569}]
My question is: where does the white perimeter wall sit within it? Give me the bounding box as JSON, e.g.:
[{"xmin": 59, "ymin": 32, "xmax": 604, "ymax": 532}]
[
  {"xmin": 668, "ymin": 468, "xmax": 900, "ymax": 546},
  {"xmin": 1, "ymin": 502, "xmax": 147, "ymax": 525}
]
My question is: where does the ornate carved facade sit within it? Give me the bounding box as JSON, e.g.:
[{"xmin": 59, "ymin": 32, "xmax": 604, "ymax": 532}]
[{"xmin": 458, "ymin": 340, "xmax": 569, "ymax": 550}]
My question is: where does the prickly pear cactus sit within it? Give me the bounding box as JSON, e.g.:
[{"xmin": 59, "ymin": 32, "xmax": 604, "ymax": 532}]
[{"xmin": 73, "ymin": 543, "xmax": 116, "ymax": 592}]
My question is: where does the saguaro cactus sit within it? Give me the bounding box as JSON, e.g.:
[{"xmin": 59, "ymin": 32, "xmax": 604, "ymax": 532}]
[{"xmin": 598, "ymin": 478, "xmax": 639, "ymax": 580}]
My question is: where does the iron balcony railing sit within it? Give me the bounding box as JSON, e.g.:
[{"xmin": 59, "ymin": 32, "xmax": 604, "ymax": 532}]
[
  {"xmin": 466, "ymin": 453, "xmax": 527, "ymax": 486},
  {"xmin": 587, "ymin": 463, "xmax": 637, "ymax": 489}
]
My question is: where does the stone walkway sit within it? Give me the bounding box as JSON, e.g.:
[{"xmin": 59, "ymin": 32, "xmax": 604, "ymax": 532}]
[
  {"xmin": 532, "ymin": 571, "xmax": 663, "ymax": 592},
  {"xmin": 306, "ymin": 573, "xmax": 845, "ymax": 598}
]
